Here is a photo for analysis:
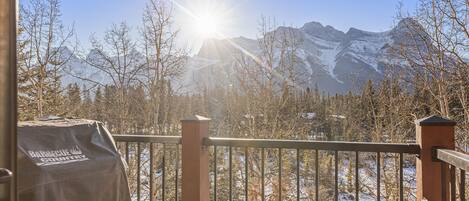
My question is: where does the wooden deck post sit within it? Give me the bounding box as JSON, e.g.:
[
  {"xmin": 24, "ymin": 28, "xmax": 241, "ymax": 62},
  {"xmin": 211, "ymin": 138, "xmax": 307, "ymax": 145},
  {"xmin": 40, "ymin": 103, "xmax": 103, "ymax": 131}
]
[
  {"xmin": 0, "ymin": 0, "xmax": 17, "ymax": 200},
  {"xmin": 181, "ymin": 115, "xmax": 211, "ymax": 201},
  {"xmin": 415, "ymin": 115, "xmax": 456, "ymax": 201}
]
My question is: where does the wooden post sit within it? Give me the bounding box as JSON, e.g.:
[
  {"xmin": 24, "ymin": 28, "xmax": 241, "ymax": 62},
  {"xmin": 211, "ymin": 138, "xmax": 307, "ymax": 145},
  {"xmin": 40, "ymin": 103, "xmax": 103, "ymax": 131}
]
[
  {"xmin": 0, "ymin": 0, "xmax": 17, "ymax": 200},
  {"xmin": 181, "ymin": 115, "xmax": 210, "ymax": 201},
  {"xmin": 415, "ymin": 115, "xmax": 456, "ymax": 201}
]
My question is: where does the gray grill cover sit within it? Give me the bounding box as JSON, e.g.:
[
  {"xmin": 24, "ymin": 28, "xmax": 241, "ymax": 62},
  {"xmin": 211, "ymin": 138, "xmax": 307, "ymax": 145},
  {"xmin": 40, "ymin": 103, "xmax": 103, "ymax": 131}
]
[{"xmin": 18, "ymin": 119, "xmax": 131, "ymax": 201}]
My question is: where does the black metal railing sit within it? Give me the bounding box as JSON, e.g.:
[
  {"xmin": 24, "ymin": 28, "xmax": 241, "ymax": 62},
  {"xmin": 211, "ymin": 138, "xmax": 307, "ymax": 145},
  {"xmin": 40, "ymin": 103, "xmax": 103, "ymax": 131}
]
[
  {"xmin": 113, "ymin": 135, "xmax": 182, "ymax": 201},
  {"xmin": 205, "ymin": 138, "xmax": 420, "ymax": 201},
  {"xmin": 113, "ymin": 135, "xmax": 420, "ymax": 201},
  {"xmin": 435, "ymin": 148, "xmax": 469, "ymax": 201}
]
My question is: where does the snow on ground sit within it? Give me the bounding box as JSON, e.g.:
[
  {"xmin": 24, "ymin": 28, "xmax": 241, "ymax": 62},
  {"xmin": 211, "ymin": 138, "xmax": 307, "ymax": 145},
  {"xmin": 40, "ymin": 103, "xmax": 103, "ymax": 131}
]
[
  {"xmin": 346, "ymin": 32, "xmax": 393, "ymax": 73},
  {"xmin": 121, "ymin": 146, "xmax": 417, "ymax": 201},
  {"xmin": 304, "ymin": 34, "xmax": 344, "ymax": 83},
  {"xmin": 296, "ymin": 49, "xmax": 314, "ymax": 75},
  {"xmin": 319, "ymin": 43, "xmax": 343, "ymax": 83}
]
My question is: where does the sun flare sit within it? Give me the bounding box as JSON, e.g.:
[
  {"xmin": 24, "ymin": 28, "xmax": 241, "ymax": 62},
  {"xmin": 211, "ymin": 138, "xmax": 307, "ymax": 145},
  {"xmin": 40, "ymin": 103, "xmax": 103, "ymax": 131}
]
[
  {"xmin": 195, "ymin": 14, "xmax": 220, "ymax": 37},
  {"xmin": 172, "ymin": 0, "xmax": 238, "ymax": 50}
]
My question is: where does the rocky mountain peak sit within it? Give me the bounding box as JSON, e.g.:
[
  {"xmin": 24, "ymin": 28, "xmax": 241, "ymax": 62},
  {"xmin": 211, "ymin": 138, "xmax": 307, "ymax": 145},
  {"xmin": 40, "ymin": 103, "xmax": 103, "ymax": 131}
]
[
  {"xmin": 345, "ymin": 27, "xmax": 376, "ymax": 39},
  {"xmin": 301, "ymin": 21, "xmax": 345, "ymax": 42},
  {"xmin": 62, "ymin": 18, "xmax": 424, "ymax": 94}
]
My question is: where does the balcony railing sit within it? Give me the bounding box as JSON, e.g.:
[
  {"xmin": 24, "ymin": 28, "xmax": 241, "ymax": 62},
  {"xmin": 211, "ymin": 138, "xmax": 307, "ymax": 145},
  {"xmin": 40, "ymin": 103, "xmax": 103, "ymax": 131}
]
[
  {"xmin": 436, "ymin": 149, "xmax": 469, "ymax": 200},
  {"xmin": 205, "ymin": 138, "xmax": 419, "ymax": 201},
  {"xmin": 113, "ymin": 115, "xmax": 469, "ymax": 201},
  {"xmin": 113, "ymin": 135, "xmax": 182, "ymax": 201}
]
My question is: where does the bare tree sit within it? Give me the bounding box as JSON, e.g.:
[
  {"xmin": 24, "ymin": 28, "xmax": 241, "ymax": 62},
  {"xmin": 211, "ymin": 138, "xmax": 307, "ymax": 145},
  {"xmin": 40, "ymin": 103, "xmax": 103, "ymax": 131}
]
[
  {"xmin": 141, "ymin": 0, "xmax": 188, "ymax": 134},
  {"xmin": 18, "ymin": 0, "xmax": 75, "ymax": 119},
  {"xmin": 395, "ymin": 0, "xmax": 469, "ymax": 148},
  {"xmin": 86, "ymin": 22, "xmax": 145, "ymax": 133}
]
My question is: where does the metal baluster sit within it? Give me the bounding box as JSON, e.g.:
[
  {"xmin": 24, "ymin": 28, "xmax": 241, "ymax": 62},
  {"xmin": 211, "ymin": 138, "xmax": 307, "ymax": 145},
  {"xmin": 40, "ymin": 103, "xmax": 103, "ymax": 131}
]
[
  {"xmin": 162, "ymin": 144, "xmax": 166, "ymax": 201},
  {"xmin": 279, "ymin": 148, "xmax": 282, "ymax": 200},
  {"xmin": 175, "ymin": 144, "xmax": 179, "ymax": 201},
  {"xmin": 296, "ymin": 149, "xmax": 300, "ymax": 201},
  {"xmin": 261, "ymin": 148, "xmax": 265, "ymax": 201},
  {"xmin": 137, "ymin": 143, "xmax": 141, "ymax": 201},
  {"xmin": 229, "ymin": 146, "xmax": 232, "ymax": 201},
  {"xmin": 245, "ymin": 147, "xmax": 248, "ymax": 201},
  {"xmin": 442, "ymin": 163, "xmax": 447, "ymax": 201},
  {"xmin": 450, "ymin": 165, "xmax": 455, "ymax": 201},
  {"xmin": 214, "ymin": 146, "xmax": 217, "ymax": 201},
  {"xmin": 399, "ymin": 153, "xmax": 403, "ymax": 201},
  {"xmin": 335, "ymin": 151, "xmax": 338, "ymax": 201},
  {"xmin": 150, "ymin": 143, "xmax": 154, "ymax": 201},
  {"xmin": 315, "ymin": 150, "xmax": 319, "ymax": 201},
  {"xmin": 355, "ymin": 151, "xmax": 359, "ymax": 201},
  {"xmin": 460, "ymin": 170, "xmax": 465, "ymax": 201},
  {"xmin": 377, "ymin": 152, "xmax": 380, "ymax": 201},
  {"xmin": 125, "ymin": 142, "xmax": 129, "ymax": 163}
]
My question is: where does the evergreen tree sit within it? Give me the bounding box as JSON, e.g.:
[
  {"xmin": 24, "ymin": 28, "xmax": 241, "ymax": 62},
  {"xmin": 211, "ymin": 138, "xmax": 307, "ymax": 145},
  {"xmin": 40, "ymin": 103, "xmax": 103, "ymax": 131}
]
[
  {"xmin": 94, "ymin": 86, "xmax": 104, "ymax": 121},
  {"xmin": 82, "ymin": 85, "xmax": 93, "ymax": 119},
  {"xmin": 65, "ymin": 83, "xmax": 81, "ymax": 117}
]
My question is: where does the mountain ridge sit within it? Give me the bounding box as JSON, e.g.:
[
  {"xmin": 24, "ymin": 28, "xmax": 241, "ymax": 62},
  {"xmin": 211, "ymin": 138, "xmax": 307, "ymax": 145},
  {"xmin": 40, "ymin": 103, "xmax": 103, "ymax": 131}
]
[
  {"xmin": 188, "ymin": 18, "xmax": 418, "ymax": 93},
  {"xmin": 62, "ymin": 18, "xmax": 420, "ymax": 94}
]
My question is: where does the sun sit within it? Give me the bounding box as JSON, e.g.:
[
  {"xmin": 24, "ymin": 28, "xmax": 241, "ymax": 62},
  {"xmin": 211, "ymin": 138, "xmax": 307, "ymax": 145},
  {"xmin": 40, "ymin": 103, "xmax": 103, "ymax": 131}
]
[
  {"xmin": 195, "ymin": 14, "xmax": 220, "ymax": 37},
  {"xmin": 172, "ymin": 0, "xmax": 238, "ymax": 51}
]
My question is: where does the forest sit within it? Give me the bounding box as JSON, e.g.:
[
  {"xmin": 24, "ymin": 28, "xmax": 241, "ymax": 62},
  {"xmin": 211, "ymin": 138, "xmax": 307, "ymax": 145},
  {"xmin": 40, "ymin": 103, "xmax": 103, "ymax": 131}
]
[
  {"xmin": 15, "ymin": 0, "xmax": 469, "ymax": 199},
  {"xmin": 16, "ymin": 0, "xmax": 469, "ymax": 148}
]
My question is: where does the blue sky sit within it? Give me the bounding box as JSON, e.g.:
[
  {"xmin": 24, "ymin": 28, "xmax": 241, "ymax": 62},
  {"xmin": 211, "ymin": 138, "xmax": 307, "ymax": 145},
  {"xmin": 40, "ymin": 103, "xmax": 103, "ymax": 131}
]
[{"xmin": 27, "ymin": 0, "xmax": 419, "ymax": 53}]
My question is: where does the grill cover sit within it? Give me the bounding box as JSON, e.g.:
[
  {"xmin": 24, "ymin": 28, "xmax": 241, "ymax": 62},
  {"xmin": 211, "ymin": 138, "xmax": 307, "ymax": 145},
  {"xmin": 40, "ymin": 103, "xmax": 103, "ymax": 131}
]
[{"xmin": 18, "ymin": 119, "xmax": 131, "ymax": 201}]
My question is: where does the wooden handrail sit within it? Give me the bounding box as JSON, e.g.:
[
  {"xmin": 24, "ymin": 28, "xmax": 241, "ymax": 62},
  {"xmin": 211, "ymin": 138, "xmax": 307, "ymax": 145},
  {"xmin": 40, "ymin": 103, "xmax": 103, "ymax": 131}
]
[
  {"xmin": 113, "ymin": 134, "xmax": 181, "ymax": 144},
  {"xmin": 205, "ymin": 137, "xmax": 420, "ymax": 154},
  {"xmin": 436, "ymin": 149, "xmax": 469, "ymax": 172}
]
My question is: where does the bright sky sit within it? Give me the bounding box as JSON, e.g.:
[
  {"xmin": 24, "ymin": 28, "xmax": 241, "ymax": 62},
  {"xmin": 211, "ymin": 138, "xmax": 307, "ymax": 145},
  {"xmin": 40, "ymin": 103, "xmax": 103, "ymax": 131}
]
[{"xmin": 24, "ymin": 0, "xmax": 419, "ymax": 54}]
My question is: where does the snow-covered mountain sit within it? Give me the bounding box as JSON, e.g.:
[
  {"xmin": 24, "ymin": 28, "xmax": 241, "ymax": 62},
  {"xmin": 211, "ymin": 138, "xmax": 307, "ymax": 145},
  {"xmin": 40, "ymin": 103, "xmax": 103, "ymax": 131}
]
[
  {"xmin": 59, "ymin": 48, "xmax": 110, "ymax": 89},
  {"xmin": 184, "ymin": 18, "xmax": 419, "ymax": 93},
  {"xmin": 59, "ymin": 47, "xmax": 146, "ymax": 90},
  {"xmin": 61, "ymin": 18, "xmax": 420, "ymax": 94}
]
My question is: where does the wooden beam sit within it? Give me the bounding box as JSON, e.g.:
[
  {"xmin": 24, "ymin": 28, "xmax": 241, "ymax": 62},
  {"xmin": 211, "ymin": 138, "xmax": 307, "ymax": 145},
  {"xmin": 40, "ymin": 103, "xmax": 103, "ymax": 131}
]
[{"xmin": 0, "ymin": 0, "xmax": 17, "ymax": 200}]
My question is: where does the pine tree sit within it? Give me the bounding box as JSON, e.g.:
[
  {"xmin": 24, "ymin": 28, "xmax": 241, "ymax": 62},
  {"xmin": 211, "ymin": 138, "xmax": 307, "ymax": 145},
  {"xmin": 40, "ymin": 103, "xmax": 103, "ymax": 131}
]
[
  {"xmin": 128, "ymin": 85, "xmax": 147, "ymax": 132},
  {"xmin": 82, "ymin": 85, "xmax": 93, "ymax": 119},
  {"xmin": 94, "ymin": 86, "xmax": 104, "ymax": 121},
  {"xmin": 65, "ymin": 83, "xmax": 81, "ymax": 117},
  {"xmin": 103, "ymin": 85, "xmax": 118, "ymax": 132},
  {"xmin": 17, "ymin": 23, "xmax": 35, "ymax": 120}
]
